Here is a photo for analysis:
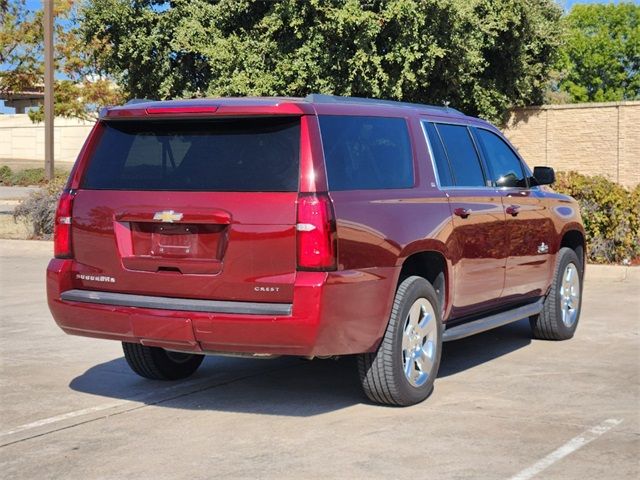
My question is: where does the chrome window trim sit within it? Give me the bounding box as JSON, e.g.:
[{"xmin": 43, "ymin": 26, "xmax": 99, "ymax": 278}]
[
  {"xmin": 420, "ymin": 120, "xmax": 444, "ymax": 190},
  {"xmin": 60, "ymin": 289, "xmax": 293, "ymax": 316},
  {"xmin": 421, "ymin": 119, "xmax": 491, "ymax": 190},
  {"xmin": 420, "ymin": 118, "xmax": 541, "ymax": 193}
]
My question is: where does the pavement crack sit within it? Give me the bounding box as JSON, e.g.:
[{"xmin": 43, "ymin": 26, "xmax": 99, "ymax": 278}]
[{"xmin": 0, "ymin": 361, "xmax": 303, "ymax": 448}]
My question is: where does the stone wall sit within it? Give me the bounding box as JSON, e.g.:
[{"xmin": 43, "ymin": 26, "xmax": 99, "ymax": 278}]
[
  {"xmin": 0, "ymin": 114, "xmax": 94, "ymax": 169},
  {"xmin": 503, "ymin": 101, "xmax": 640, "ymax": 188}
]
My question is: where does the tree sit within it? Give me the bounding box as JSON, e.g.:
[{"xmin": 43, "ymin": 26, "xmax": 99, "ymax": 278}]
[
  {"xmin": 81, "ymin": 0, "xmax": 563, "ymax": 122},
  {"xmin": 555, "ymin": 3, "xmax": 640, "ymax": 103},
  {"xmin": 0, "ymin": 0, "xmax": 123, "ymax": 121}
]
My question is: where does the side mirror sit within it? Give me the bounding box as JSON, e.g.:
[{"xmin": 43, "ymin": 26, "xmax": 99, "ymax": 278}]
[{"xmin": 532, "ymin": 166, "xmax": 555, "ymax": 186}]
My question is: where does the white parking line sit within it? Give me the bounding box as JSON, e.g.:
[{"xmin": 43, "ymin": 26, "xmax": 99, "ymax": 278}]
[
  {"xmin": 0, "ymin": 401, "xmax": 129, "ymax": 437},
  {"xmin": 0, "ymin": 362, "xmax": 299, "ymax": 443},
  {"xmin": 509, "ymin": 418, "xmax": 623, "ymax": 480},
  {"xmin": 0, "ymin": 376, "xmax": 214, "ymax": 439}
]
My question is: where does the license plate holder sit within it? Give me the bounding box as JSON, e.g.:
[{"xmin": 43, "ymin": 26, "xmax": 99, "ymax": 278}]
[{"xmin": 151, "ymin": 224, "xmax": 198, "ymax": 257}]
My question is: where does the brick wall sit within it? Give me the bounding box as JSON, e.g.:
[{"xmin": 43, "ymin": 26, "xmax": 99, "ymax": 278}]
[{"xmin": 503, "ymin": 101, "xmax": 640, "ymax": 188}]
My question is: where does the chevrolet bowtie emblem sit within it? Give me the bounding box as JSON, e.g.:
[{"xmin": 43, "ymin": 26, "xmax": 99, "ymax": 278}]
[{"xmin": 153, "ymin": 210, "xmax": 184, "ymax": 223}]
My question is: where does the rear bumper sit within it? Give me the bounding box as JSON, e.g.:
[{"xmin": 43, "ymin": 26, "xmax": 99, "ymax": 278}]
[{"xmin": 47, "ymin": 259, "xmax": 397, "ymax": 356}]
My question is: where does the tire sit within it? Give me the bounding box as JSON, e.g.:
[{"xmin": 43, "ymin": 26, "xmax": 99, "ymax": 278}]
[
  {"xmin": 358, "ymin": 276, "xmax": 443, "ymax": 406},
  {"xmin": 122, "ymin": 342, "xmax": 204, "ymax": 380},
  {"xmin": 530, "ymin": 247, "xmax": 583, "ymax": 340}
]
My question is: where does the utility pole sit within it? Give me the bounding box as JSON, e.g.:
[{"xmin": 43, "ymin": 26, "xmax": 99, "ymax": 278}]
[{"xmin": 44, "ymin": 0, "xmax": 54, "ymax": 181}]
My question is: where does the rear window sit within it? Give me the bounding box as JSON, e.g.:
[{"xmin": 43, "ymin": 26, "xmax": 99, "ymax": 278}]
[
  {"xmin": 81, "ymin": 117, "xmax": 300, "ymax": 191},
  {"xmin": 318, "ymin": 115, "xmax": 414, "ymax": 191}
]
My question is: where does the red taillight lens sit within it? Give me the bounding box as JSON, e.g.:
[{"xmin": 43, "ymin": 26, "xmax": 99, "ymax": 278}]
[
  {"xmin": 296, "ymin": 193, "xmax": 337, "ymax": 271},
  {"xmin": 54, "ymin": 191, "xmax": 74, "ymax": 258}
]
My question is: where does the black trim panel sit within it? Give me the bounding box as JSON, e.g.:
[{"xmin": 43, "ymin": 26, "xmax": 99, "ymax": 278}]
[
  {"xmin": 60, "ymin": 289, "xmax": 292, "ymax": 316},
  {"xmin": 443, "ymin": 299, "xmax": 543, "ymax": 342}
]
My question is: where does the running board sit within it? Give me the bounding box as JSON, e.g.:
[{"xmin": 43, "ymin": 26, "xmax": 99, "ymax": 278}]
[{"xmin": 443, "ymin": 299, "xmax": 544, "ymax": 342}]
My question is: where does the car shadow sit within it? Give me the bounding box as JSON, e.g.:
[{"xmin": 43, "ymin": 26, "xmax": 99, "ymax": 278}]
[
  {"xmin": 69, "ymin": 319, "xmax": 532, "ymax": 416},
  {"xmin": 438, "ymin": 318, "xmax": 532, "ymax": 377},
  {"xmin": 69, "ymin": 354, "xmax": 365, "ymax": 417}
]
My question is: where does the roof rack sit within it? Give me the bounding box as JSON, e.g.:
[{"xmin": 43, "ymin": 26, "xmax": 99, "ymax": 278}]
[
  {"xmin": 305, "ymin": 94, "xmax": 464, "ymax": 115},
  {"xmin": 125, "ymin": 98, "xmax": 156, "ymax": 105}
]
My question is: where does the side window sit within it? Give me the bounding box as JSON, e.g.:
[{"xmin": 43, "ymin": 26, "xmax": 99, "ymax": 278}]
[
  {"xmin": 475, "ymin": 129, "xmax": 527, "ymax": 188},
  {"xmin": 424, "ymin": 122, "xmax": 454, "ymax": 187},
  {"xmin": 318, "ymin": 115, "xmax": 414, "ymax": 190},
  {"xmin": 436, "ymin": 124, "xmax": 486, "ymax": 187}
]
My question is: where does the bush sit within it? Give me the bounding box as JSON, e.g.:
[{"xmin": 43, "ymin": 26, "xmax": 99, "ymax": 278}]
[
  {"xmin": 554, "ymin": 172, "xmax": 640, "ymax": 264},
  {"xmin": 13, "ymin": 178, "xmax": 66, "ymax": 239},
  {"xmin": 0, "ymin": 166, "xmax": 69, "ymax": 186},
  {"xmin": 0, "ymin": 165, "xmax": 12, "ymax": 183}
]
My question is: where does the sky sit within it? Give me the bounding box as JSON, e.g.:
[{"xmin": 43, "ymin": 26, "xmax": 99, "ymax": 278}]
[{"xmin": 1, "ymin": 0, "xmax": 638, "ymax": 114}]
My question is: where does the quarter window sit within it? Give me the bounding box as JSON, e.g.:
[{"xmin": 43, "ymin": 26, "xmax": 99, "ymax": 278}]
[
  {"xmin": 475, "ymin": 129, "xmax": 527, "ymax": 188},
  {"xmin": 318, "ymin": 115, "xmax": 414, "ymax": 190}
]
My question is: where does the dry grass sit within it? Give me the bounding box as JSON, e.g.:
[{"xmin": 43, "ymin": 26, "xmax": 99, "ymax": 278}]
[{"xmin": 0, "ymin": 210, "xmax": 32, "ymax": 239}]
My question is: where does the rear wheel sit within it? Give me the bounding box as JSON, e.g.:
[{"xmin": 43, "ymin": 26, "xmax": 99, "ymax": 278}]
[
  {"xmin": 122, "ymin": 342, "xmax": 204, "ymax": 380},
  {"xmin": 530, "ymin": 247, "xmax": 583, "ymax": 340},
  {"xmin": 358, "ymin": 276, "xmax": 443, "ymax": 406}
]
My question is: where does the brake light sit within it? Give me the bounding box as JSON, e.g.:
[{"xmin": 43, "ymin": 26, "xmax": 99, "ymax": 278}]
[
  {"xmin": 145, "ymin": 106, "xmax": 218, "ymax": 115},
  {"xmin": 54, "ymin": 191, "xmax": 74, "ymax": 258},
  {"xmin": 296, "ymin": 193, "xmax": 337, "ymax": 270}
]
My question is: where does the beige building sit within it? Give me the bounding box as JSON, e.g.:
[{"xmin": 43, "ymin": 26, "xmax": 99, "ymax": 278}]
[{"xmin": 1, "ymin": 101, "xmax": 639, "ymax": 187}]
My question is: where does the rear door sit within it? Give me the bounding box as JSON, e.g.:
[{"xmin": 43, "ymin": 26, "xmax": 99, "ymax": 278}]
[
  {"xmin": 423, "ymin": 121, "xmax": 508, "ymax": 318},
  {"xmin": 71, "ymin": 116, "xmax": 301, "ymax": 303},
  {"xmin": 472, "ymin": 127, "xmax": 555, "ymax": 301}
]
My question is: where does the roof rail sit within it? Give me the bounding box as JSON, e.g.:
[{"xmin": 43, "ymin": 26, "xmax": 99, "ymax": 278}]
[
  {"xmin": 305, "ymin": 94, "xmax": 464, "ymax": 115},
  {"xmin": 125, "ymin": 98, "xmax": 156, "ymax": 105}
]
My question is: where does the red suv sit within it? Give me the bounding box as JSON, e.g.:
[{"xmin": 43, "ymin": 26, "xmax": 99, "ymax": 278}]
[{"xmin": 47, "ymin": 95, "xmax": 585, "ymax": 406}]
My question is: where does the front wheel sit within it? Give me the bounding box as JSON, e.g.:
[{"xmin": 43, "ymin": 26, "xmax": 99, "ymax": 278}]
[
  {"xmin": 358, "ymin": 276, "xmax": 443, "ymax": 406},
  {"xmin": 122, "ymin": 342, "xmax": 204, "ymax": 380},
  {"xmin": 530, "ymin": 247, "xmax": 583, "ymax": 340}
]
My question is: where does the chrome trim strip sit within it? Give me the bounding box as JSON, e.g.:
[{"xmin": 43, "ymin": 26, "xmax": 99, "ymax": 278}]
[
  {"xmin": 419, "ymin": 120, "xmax": 445, "ymax": 190},
  {"xmin": 442, "ymin": 299, "xmax": 544, "ymax": 342},
  {"xmin": 60, "ymin": 289, "xmax": 293, "ymax": 316}
]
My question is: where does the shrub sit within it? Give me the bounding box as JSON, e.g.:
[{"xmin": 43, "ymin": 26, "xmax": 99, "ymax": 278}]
[
  {"xmin": 554, "ymin": 172, "xmax": 640, "ymax": 264},
  {"xmin": 0, "ymin": 165, "xmax": 12, "ymax": 183},
  {"xmin": 0, "ymin": 166, "xmax": 69, "ymax": 186},
  {"xmin": 13, "ymin": 178, "xmax": 66, "ymax": 239}
]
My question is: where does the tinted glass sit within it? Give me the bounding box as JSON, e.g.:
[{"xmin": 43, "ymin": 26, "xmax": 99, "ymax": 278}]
[
  {"xmin": 424, "ymin": 122, "xmax": 454, "ymax": 187},
  {"xmin": 82, "ymin": 118, "xmax": 300, "ymax": 191},
  {"xmin": 319, "ymin": 115, "xmax": 414, "ymax": 190},
  {"xmin": 436, "ymin": 124, "xmax": 486, "ymax": 187},
  {"xmin": 475, "ymin": 128, "xmax": 527, "ymax": 188}
]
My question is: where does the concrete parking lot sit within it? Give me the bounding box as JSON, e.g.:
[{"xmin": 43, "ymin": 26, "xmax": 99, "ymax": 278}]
[{"xmin": 0, "ymin": 239, "xmax": 638, "ymax": 479}]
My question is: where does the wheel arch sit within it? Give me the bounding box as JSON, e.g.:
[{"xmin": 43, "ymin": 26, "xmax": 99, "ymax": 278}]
[
  {"xmin": 559, "ymin": 226, "xmax": 586, "ymax": 269},
  {"xmin": 397, "ymin": 242, "xmax": 451, "ymax": 321}
]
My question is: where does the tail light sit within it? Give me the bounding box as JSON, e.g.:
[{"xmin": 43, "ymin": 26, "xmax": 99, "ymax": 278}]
[
  {"xmin": 54, "ymin": 190, "xmax": 74, "ymax": 258},
  {"xmin": 296, "ymin": 193, "xmax": 337, "ymax": 271}
]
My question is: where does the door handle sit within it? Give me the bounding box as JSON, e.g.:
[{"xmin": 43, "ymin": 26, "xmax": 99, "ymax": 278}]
[
  {"xmin": 454, "ymin": 207, "xmax": 472, "ymax": 218},
  {"xmin": 505, "ymin": 205, "xmax": 520, "ymax": 216}
]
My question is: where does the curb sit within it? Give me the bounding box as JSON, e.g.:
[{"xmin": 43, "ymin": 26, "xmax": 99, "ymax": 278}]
[
  {"xmin": 0, "ymin": 186, "xmax": 40, "ymax": 201},
  {"xmin": 586, "ymin": 264, "xmax": 640, "ymax": 283}
]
